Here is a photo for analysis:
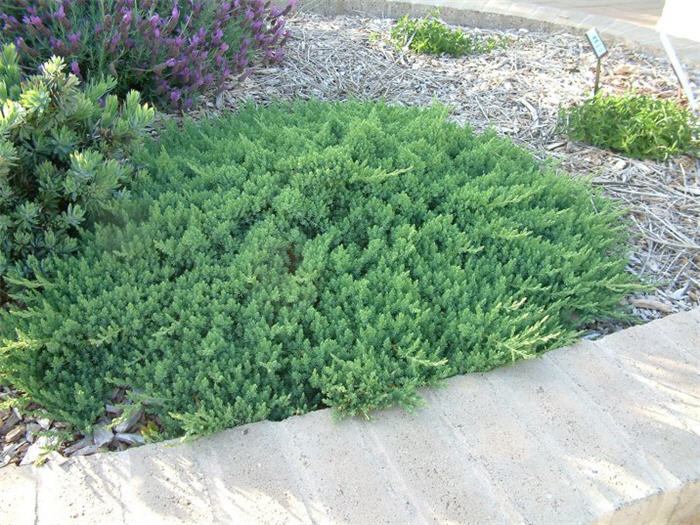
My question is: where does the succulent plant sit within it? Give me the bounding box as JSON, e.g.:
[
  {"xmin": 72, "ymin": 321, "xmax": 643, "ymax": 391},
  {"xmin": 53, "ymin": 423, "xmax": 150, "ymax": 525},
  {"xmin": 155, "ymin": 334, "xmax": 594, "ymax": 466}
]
[{"xmin": 0, "ymin": 43, "xmax": 154, "ymax": 300}]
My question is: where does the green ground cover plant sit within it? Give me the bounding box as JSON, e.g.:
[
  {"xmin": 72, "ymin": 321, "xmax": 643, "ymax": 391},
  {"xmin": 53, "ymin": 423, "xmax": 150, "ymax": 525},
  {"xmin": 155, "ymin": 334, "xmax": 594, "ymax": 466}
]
[
  {"xmin": 0, "ymin": 44, "xmax": 154, "ymax": 303},
  {"xmin": 559, "ymin": 92, "xmax": 698, "ymax": 160},
  {"xmin": 391, "ymin": 10, "xmax": 506, "ymax": 57},
  {"xmin": 0, "ymin": 100, "xmax": 638, "ymax": 439}
]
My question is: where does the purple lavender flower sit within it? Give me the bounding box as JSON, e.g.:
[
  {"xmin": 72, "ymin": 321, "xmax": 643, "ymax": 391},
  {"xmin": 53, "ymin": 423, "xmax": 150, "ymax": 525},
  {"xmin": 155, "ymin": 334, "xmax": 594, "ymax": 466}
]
[{"xmin": 0, "ymin": 0, "xmax": 295, "ymax": 109}]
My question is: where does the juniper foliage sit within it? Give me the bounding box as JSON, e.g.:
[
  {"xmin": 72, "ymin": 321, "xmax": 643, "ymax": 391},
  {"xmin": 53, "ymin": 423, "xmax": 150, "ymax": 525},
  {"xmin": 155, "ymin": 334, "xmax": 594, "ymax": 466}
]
[{"xmin": 0, "ymin": 100, "xmax": 637, "ymax": 438}]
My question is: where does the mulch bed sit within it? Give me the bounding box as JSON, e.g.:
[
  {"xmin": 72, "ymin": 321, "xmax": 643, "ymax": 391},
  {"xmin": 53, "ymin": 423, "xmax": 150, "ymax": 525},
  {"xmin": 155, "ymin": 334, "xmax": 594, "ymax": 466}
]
[
  {"xmin": 2, "ymin": 12, "xmax": 698, "ymax": 468},
  {"xmin": 212, "ymin": 13, "xmax": 699, "ymax": 327}
]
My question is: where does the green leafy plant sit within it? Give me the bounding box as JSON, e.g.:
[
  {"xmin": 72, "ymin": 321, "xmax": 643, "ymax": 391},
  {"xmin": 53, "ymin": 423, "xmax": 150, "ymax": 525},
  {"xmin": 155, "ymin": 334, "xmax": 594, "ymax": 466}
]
[
  {"xmin": 391, "ymin": 9, "xmax": 506, "ymax": 57},
  {"xmin": 0, "ymin": 44, "xmax": 154, "ymax": 301},
  {"xmin": 0, "ymin": 100, "xmax": 638, "ymax": 440},
  {"xmin": 559, "ymin": 92, "xmax": 698, "ymax": 160}
]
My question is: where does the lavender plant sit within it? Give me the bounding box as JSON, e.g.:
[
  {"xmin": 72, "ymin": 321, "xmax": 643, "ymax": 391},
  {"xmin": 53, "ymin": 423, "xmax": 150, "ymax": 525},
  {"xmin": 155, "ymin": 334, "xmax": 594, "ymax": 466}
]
[{"xmin": 0, "ymin": 0, "xmax": 294, "ymax": 109}]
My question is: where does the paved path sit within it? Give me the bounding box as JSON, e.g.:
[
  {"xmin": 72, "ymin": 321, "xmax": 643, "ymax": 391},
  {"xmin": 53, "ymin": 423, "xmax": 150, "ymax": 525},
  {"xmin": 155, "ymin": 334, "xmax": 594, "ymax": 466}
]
[
  {"xmin": 297, "ymin": 0, "xmax": 700, "ymax": 65},
  {"xmin": 485, "ymin": 0, "xmax": 664, "ymax": 29},
  {"xmin": 2, "ymin": 308, "xmax": 698, "ymax": 524}
]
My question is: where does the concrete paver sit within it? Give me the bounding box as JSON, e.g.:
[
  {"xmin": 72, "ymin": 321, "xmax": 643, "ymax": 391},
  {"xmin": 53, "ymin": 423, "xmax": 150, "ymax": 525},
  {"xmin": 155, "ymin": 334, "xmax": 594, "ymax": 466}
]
[
  {"xmin": 181, "ymin": 422, "xmax": 312, "ymax": 525},
  {"xmin": 546, "ymin": 341, "xmax": 699, "ymax": 484},
  {"xmin": 363, "ymin": 401, "xmax": 516, "ymax": 523},
  {"xmin": 279, "ymin": 410, "xmax": 420, "ymax": 524},
  {"xmin": 520, "ymin": 0, "xmax": 663, "ymax": 29},
  {"xmin": 35, "ymin": 455, "xmax": 128, "ymax": 525},
  {"xmin": 429, "ymin": 372, "xmax": 599, "ymax": 524},
  {"xmin": 486, "ymin": 354, "xmax": 667, "ymax": 506},
  {"xmin": 1, "ymin": 308, "xmax": 698, "ymax": 524}
]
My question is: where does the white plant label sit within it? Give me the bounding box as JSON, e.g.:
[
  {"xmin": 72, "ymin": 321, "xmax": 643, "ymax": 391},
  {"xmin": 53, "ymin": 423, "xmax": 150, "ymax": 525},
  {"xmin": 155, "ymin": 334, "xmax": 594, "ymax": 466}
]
[{"xmin": 586, "ymin": 28, "xmax": 608, "ymax": 58}]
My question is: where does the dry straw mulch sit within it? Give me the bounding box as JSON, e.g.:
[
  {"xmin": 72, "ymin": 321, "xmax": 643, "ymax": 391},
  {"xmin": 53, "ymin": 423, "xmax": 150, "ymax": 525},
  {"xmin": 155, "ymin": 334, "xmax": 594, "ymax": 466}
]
[{"xmin": 210, "ymin": 13, "xmax": 699, "ymax": 334}]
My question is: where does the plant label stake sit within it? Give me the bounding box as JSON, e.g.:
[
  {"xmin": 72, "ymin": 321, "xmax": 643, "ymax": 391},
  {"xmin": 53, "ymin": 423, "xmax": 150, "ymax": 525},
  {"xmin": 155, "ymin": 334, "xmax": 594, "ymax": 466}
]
[{"xmin": 585, "ymin": 28, "xmax": 608, "ymax": 95}]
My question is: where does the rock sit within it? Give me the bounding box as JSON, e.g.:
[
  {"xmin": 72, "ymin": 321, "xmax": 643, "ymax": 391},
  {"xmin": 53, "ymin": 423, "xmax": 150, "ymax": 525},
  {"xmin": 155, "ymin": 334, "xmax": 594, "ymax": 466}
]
[
  {"xmin": 105, "ymin": 404, "xmax": 121, "ymax": 415},
  {"xmin": 114, "ymin": 406, "xmax": 144, "ymax": 433},
  {"xmin": 92, "ymin": 425, "xmax": 114, "ymax": 448},
  {"xmin": 115, "ymin": 433, "xmax": 145, "ymax": 446},
  {"xmin": 20, "ymin": 436, "xmax": 57, "ymax": 466},
  {"xmin": 62, "ymin": 436, "xmax": 93, "ymax": 456},
  {"xmin": 16, "ymin": 441, "xmax": 29, "ymax": 456},
  {"xmin": 4, "ymin": 424, "xmax": 25, "ymax": 443},
  {"xmin": 72, "ymin": 445, "xmax": 101, "ymax": 457},
  {"xmin": 613, "ymin": 159, "xmax": 627, "ymax": 171},
  {"xmin": 0, "ymin": 412, "xmax": 20, "ymax": 434},
  {"xmin": 37, "ymin": 418, "xmax": 52, "ymax": 430},
  {"xmin": 25, "ymin": 423, "xmax": 42, "ymax": 444}
]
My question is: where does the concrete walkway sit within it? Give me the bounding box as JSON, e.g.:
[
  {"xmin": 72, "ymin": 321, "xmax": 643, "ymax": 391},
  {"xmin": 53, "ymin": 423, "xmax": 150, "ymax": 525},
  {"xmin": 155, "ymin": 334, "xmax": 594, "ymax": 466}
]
[
  {"xmin": 514, "ymin": 0, "xmax": 664, "ymax": 29},
  {"xmin": 296, "ymin": 0, "xmax": 700, "ymax": 65},
  {"xmin": 1, "ymin": 308, "xmax": 698, "ymax": 524}
]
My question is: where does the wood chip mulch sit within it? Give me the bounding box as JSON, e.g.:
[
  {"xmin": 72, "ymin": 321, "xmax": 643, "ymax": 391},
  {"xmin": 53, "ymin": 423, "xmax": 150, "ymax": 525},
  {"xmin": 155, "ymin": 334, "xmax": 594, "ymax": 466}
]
[{"xmin": 208, "ymin": 13, "xmax": 699, "ymax": 332}]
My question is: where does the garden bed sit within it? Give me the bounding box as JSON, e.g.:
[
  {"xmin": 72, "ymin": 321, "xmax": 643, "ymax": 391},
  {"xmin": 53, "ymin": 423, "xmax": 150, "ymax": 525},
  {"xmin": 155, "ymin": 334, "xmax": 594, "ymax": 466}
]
[
  {"xmin": 215, "ymin": 13, "xmax": 700, "ymax": 328},
  {"xmin": 2, "ymin": 12, "xmax": 698, "ymax": 467}
]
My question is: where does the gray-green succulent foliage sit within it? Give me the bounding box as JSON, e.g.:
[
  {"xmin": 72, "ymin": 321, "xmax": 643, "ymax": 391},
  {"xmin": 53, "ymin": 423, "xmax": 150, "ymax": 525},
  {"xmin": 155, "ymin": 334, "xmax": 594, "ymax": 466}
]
[{"xmin": 0, "ymin": 44, "xmax": 154, "ymax": 298}]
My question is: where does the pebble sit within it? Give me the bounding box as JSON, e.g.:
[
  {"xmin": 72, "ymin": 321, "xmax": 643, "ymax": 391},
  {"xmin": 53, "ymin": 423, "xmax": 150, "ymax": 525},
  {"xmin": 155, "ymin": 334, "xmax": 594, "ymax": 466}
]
[
  {"xmin": 1, "ymin": 442, "xmax": 21, "ymax": 467},
  {"xmin": 632, "ymin": 298, "xmax": 674, "ymax": 313},
  {"xmin": 25, "ymin": 423, "xmax": 42, "ymax": 444},
  {"xmin": 670, "ymin": 283, "xmax": 689, "ymax": 300},
  {"xmin": 20, "ymin": 436, "xmax": 57, "ymax": 466},
  {"xmin": 44, "ymin": 451, "xmax": 69, "ymax": 467},
  {"xmin": 62, "ymin": 436, "xmax": 93, "ymax": 456},
  {"xmin": 72, "ymin": 445, "xmax": 101, "ymax": 457}
]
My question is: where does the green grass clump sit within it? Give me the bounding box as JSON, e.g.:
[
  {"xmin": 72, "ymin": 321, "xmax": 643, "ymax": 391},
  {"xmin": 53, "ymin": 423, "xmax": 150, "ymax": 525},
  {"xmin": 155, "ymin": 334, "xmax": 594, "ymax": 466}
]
[
  {"xmin": 560, "ymin": 92, "xmax": 698, "ymax": 160},
  {"xmin": 391, "ymin": 10, "xmax": 505, "ymax": 57},
  {"xmin": 0, "ymin": 100, "xmax": 637, "ymax": 439}
]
